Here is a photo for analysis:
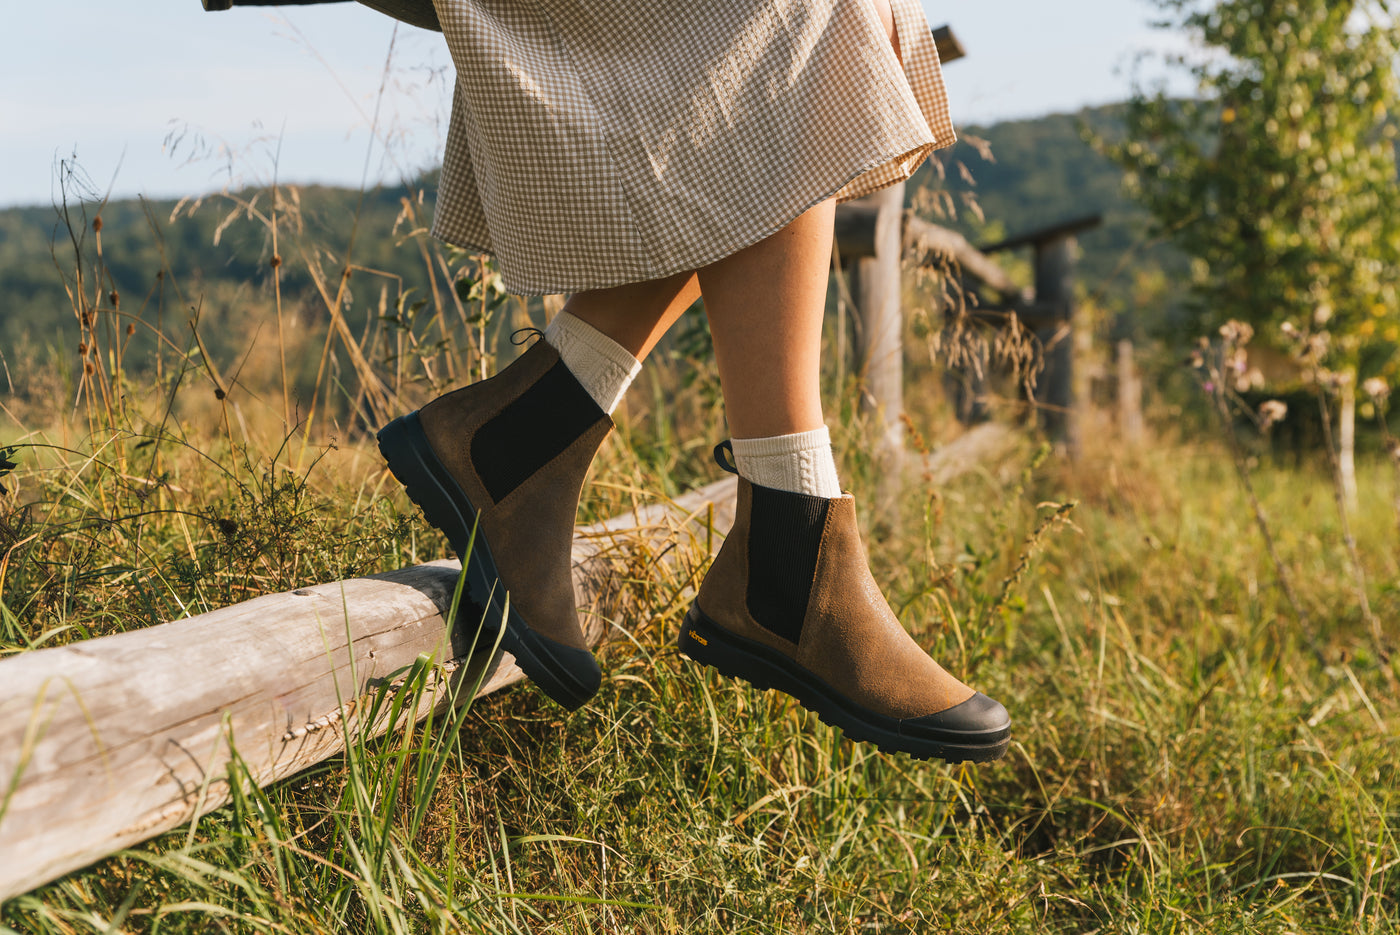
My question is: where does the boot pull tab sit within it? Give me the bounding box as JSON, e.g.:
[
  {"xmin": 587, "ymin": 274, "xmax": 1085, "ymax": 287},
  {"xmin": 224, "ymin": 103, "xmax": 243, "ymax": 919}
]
[
  {"xmin": 713, "ymin": 440, "xmax": 738, "ymax": 475},
  {"xmin": 510, "ymin": 327, "xmax": 545, "ymax": 347}
]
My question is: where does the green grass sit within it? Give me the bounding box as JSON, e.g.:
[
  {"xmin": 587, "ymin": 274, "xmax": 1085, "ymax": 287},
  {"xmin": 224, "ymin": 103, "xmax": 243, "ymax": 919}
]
[
  {"xmin": 1, "ymin": 400, "xmax": 1395, "ymax": 932},
  {"xmin": 1, "ymin": 181, "xmax": 1396, "ymax": 933}
]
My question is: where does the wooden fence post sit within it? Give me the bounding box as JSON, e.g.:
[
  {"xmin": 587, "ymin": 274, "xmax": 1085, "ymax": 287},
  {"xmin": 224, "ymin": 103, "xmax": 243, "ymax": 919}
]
[
  {"xmin": 1032, "ymin": 234, "xmax": 1079, "ymax": 454},
  {"xmin": 1117, "ymin": 339, "xmax": 1144, "ymax": 444},
  {"xmin": 980, "ymin": 215, "xmax": 1101, "ymax": 455},
  {"xmin": 847, "ymin": 182, "xmax": 907, "ymax": 518}
]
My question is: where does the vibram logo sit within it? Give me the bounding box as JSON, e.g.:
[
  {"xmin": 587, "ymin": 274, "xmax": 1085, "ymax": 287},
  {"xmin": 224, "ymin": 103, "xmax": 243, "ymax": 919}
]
[{"xmin": 688, "ymin": 629, "xmax": 708, "ymax": 646}]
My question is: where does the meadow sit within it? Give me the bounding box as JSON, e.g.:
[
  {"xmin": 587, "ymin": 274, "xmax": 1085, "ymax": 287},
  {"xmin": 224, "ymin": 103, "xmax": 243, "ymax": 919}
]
[{"xmin": 0, "ymin": 179, "xmax": 1396, "ymax": 934}]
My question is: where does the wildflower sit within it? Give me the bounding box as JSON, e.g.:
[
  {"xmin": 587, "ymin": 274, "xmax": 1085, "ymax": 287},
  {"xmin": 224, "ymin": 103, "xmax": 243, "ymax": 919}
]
[
  {"xmin": 1317, "ymin": 369, "xmax": 1348, "ymax": 391},
  {"xmin": 1219, "ymin": 320, "xmax": 1254, "ymax": 346},
  {"xmin": 1363, "ymin": 377, "xmax": 1390, "ymax": 406},
  {"xmin": 1298, "ymin": 333, "xmax": 1330, "ymax": 364},
  {"xmin": 1258, "ymin": 400, "xmax": 1288, "ymax": 430}
]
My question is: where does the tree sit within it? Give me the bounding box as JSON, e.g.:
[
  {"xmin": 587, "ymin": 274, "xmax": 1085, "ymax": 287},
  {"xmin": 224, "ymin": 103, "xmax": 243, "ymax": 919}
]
[{"xmin": 1105, "ymin": 0, "xmax": 1400, "ymax": 502}]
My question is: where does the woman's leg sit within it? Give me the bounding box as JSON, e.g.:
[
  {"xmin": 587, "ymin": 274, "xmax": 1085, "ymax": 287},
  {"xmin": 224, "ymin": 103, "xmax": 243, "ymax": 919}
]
[
  {"xmin": 376, "ymin": 274, "xmax": 695, "ymax": 711},
  {"xmin": 680, "ymin": 197, "xmax": 1012, "ymax": 763},
  {"xmin": 563, "ymin": 272, "xmax": 700, "ymax": 361},
  {"xmin": 697, "ymin": 200, "xmax": 834, "ymax": 439}
]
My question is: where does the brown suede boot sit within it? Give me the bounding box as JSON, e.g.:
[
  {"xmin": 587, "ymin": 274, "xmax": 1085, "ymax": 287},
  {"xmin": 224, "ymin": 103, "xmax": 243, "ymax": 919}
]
[
  {"xmin": 680, "ymin": 455, "xmax": 1010, "ymax": 762},
  {"xmin": 377, "ymin": 336, "xmax": 611, "ymax": 710}
]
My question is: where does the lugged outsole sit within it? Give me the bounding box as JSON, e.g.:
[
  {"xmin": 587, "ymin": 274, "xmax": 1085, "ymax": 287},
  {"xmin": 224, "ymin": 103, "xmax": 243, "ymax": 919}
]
[
  {"xmin": 377, "ymin": 412, "xmax": 601, "ymax": 710},
  {"xmin": 677, "ymin": 605, "xmax": 1010, "ymax": 763}
]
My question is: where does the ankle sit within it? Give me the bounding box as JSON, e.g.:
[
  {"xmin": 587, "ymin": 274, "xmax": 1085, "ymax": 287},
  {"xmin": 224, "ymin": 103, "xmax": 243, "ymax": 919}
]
[
  {"xmin": 544, "ymin": 312, "xmax": 642, "ymax": 414},
  {"xmin": 731, "ymin": 426, "xmax": 842, "ymax": 498}
]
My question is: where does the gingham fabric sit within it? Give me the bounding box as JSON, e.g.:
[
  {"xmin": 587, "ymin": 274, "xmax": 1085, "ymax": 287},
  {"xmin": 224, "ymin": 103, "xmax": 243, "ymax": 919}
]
[{"xmin": 430, "ymin": 0, "xmax": 955, "ymax": 296}]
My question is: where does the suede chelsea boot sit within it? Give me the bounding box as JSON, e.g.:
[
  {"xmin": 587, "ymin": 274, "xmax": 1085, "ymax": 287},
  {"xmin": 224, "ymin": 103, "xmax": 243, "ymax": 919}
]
[
  {"xmin": 680, "ymin": 455, "xmax": 1011, "ymax": 762},
  {"xmin": 377, "ymin": 337, "xmax": 611, "ymax": 710}
]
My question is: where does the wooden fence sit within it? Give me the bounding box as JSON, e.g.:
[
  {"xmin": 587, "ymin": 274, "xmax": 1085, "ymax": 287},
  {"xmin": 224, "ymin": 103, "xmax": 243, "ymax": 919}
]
[{"xmin": 0, "ymin": 478, "xmax": 737, "ymax": 901}]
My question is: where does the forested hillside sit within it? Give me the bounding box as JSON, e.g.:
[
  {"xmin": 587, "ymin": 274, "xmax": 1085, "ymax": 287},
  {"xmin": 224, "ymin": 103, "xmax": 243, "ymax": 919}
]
[
  {"xmin": 0, "ymin": 104, "xmax": 1186, "ymax": 360},
  {"xmin": 0, "ymin": 175, "xmax": 446, "ymax": 366}
]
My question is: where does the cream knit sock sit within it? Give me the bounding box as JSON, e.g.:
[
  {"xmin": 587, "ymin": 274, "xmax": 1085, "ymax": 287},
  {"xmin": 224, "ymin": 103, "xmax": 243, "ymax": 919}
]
[
  {"xmin": 543, "ymin": 312, "xmax": 642, "ymax": 415},
  {"xmin": 731, "ymin": 426, "xmax": 842, "ymax": 499}
]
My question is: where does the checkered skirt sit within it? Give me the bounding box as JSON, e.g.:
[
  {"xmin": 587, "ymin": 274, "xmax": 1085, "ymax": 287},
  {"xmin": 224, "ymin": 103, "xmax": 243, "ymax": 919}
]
[{"xmin": 430, "ymin": 0, "xmax": 954, "ymax": 295}]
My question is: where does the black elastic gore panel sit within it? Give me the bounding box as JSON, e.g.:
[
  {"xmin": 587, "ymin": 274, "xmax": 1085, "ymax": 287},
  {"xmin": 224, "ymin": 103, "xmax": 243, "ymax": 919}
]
[
  {"xmin": 472, "ymin": 360, "xmax": 603, "ymax": 503},
  {"xmin": 746, "ymin": 484, "xmax": 830, "ymax": 644}
]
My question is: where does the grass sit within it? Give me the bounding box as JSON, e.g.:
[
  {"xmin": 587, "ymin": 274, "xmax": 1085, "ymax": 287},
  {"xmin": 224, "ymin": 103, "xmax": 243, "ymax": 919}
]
[{"xmin": 0, "ymin": 183, "xmax": 1396, "ymax": 933}]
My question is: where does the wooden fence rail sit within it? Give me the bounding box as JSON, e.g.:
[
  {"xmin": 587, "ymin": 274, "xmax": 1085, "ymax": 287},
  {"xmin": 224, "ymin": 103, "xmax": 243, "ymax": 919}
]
[{"xmin": 0, "ymin": 478, "xmax": 738, "ymax": 902}]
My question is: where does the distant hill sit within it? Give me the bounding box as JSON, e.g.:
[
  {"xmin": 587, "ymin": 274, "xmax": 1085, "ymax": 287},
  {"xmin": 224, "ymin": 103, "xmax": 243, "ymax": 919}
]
[
  {"xmin": 0, "ymin": 174, "xmax": 447, "ymax": 365},
  {"xmin": 0, "ymin": 104, "xmax": 1188, "ymax": 362}
]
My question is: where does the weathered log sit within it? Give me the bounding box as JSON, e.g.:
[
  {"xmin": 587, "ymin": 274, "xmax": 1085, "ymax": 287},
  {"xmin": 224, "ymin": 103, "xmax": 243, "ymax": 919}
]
[
  {"xmin": 0, "ymin": 417, "xmax": 1012, "ymax": 899},
  {"xmin": 0, "ymin": 477, "xmax": 737, "ymax": 901}
]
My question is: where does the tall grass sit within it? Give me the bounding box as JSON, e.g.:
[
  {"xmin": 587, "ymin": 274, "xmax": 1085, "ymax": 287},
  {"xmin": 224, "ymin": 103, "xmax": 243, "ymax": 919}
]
[{"xmin": 1, "ymin": 162, "xmax": 1397, "ymax": 933}]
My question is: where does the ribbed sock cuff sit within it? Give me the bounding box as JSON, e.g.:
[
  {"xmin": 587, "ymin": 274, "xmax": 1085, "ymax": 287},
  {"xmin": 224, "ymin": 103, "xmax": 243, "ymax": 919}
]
[
  {"xmin": 731, "ymin": 426, "xmax": 842, "ymax": 498},
  {"xmin": 544, "ymin": 312, "xmax": 642, "ymax": 415}
]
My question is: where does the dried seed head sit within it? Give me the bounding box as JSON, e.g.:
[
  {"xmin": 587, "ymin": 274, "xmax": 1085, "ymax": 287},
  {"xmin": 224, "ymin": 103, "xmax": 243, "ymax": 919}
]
[
  {"xmin": 1258, "ymin": 399, "xmax": 1288, "ymax": 430},
  {"xmin": 126, "ymin": 322, "xmax": 136, "ymax": 336},
  {"xmin": 78, "ymin": 342, "xmax": 87, "ymax": 355},
  {"xmin": 1362, "ymin": 377, "xmax": 1390, "ymax": 406},
  {"xmin": 270, "ymin": 254, "xmax": 282, "ymax": 269},
  {"xmin": 109, "ymin": 290, "xmax": 119, "ymax": 307},
  {"xmin": 92, "ymin": 216, "xmax": 103, "ymax": 233},
  {"xmin": 84, "ymin": 361, "xmax": 94, "ymax": 375},
  {"xmin": 1219, "ymin": 320, "xmax": 1254, "ymax": 346}
]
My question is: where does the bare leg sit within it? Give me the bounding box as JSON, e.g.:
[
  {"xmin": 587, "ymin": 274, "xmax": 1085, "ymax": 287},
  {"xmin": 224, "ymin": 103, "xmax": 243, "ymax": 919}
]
[
  {"xmin": 697, "ymin": 199, "xmax": 835, "ymax": 439},
  {"xmin": 563, "ymin": 272, "xmax": 700, "ymax": 360},
  {"xmin": 558, "ymin": 195, "xmax": 840, "ymax": 439}
]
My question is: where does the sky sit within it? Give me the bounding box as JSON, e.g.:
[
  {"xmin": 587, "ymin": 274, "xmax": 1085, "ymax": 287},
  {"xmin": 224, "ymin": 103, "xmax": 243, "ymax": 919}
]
[{"xmin": 0, "ymin": 1, "xmax": 1197, "ymax": 209}]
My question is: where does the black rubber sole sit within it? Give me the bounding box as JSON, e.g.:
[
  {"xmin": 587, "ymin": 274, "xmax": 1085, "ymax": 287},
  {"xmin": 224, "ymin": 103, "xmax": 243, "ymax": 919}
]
[
  {"xmin": 377, "ymin": 411, "xmax": 602, "ymax": 710},
  {"xmin": 678, "ymin": 605, "xmax": 1010, "ymax": 763}
]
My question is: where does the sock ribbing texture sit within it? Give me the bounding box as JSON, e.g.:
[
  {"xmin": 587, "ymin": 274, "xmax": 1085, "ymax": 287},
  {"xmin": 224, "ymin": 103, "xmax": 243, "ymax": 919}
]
[
  {"xmin": 731, "ymin": 426, "xmax": 842, "ymax": 499},
  {"xmin": 543, "ymin": 311, "xmax": 642, "ymax": 415}
]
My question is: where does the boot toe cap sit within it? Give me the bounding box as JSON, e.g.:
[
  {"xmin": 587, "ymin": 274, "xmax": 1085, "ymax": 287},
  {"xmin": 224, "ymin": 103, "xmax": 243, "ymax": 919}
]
[{"xmin": 899, "ymin": 691, "xmax": 1010, "ymax": 743}]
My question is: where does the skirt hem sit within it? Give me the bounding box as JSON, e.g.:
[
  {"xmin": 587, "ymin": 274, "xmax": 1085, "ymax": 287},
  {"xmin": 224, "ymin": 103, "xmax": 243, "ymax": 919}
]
[{"xmin": 431, "ymin": 139, "xmax": 937, "ymax": 297}]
